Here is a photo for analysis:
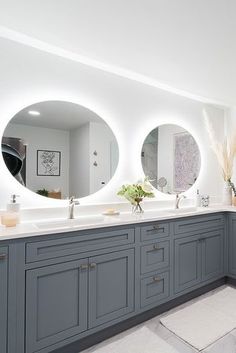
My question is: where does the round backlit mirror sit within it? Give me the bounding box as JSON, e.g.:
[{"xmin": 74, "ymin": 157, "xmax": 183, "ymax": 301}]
[
  {"xmin": 141, "ymin": 124, "xmax": 201, "ymax": 194},
  {"xmin": 2, "ymin": 101, "xmax": 119, "ymax": 199}
]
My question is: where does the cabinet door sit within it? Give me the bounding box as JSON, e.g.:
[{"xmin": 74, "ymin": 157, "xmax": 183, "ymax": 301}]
[
  {"xmin": 0, "ymin": 247, "xmax": 8, "ymax": 353},
  {"xmin": 26, "ymin": 259, "xmax": 88, "ymax": 353},
  {"xmin": 202, "ymin": 230, "xmax": 224, "ymax": 281},
  {"xmin": 88, "ymin": 249, "xmax": 134, "ymax": 328},
  {"xmin": 174, "ymin": 235, "xmax": 201, "ymax": 293},
  {"xmin": 229, "ymin": 214, "xmax": 236, "ymax": 275}
]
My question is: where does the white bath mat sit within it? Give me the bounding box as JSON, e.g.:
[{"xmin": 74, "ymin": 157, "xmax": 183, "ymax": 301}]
[
  {"xmin": 160, "ymin": 287, "xmax": 236, "ymax": 351},
  {"xmin": 201, "ymin": 286, "xmax": 236, "ymax": 321},
  {"xmin": 88, "ymin": 326, "xmax": 178, "ymax": 353}
]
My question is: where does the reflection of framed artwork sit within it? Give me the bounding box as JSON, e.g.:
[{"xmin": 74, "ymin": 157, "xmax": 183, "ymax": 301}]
[
  {"xmin": 174, "ymin": 132, "xmax": 200, "ymax": 192},
  {"xmin": 37, "ymin": 150, "xmax": 61, "ymax": 176}
]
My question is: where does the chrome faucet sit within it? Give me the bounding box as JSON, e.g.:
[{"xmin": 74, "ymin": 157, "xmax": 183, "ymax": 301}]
[
  {"xmin": 175, "ymin": 193, "xmax": 186, "ymax": 209},
  {"xmin": 68, "ymin": 196, "xmax": 80, "ymax": 219}
]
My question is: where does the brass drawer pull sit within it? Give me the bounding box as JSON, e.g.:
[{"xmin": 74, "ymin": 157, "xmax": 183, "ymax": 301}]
[
  {"xmin": 153, "ymin": 244, "xmax": 159, "ymax": 250},
  {"xmin": 153, "ymin": 225, "xmax": 159, "ymax": 230},
  {"xmin": 0, "ymin": 254, "xmax": 7, "ymax": 261},
  {"xmin": 152, "ymin": 276, "xmax": 161, "ymax": 282},
  {"xmin": 89, "ymin": 263, "xmax": 97, "ymax": 269},
  {"xmin": 80, "ymin": 264, "xmax": 88, "ymax": 270}
]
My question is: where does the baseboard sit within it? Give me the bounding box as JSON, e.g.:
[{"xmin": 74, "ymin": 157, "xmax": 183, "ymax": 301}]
[
  {"xmin": 226, "ymin": 276, "xmax": 236, "ymax": 286},
  {"xmin": 53, "ymin": 277, "xmax": 225, "ymax": 353}
]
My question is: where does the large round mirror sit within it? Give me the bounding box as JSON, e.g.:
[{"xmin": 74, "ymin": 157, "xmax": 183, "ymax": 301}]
[
  {"xmin": 2, "ymin": 101, "xmax": 119, "ymax": 199},
  {"xmin": 141, "ymin": 124, "xmax": 201, "ymax": 194}
]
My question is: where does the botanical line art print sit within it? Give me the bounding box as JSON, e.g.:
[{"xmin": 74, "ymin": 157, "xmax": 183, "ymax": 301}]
[{"xmin": 37, "ymin": 150, "xmax": 61, "ymax": 176}]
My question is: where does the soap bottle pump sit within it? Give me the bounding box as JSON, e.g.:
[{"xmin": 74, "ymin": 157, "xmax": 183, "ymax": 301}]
[
  {"xmin": 7, "ymin": 194, "xmax": 20, "ymax": 212},
  {"xmin": 2, "ymin": 195, "xmax": 21, "ymax": 226}
]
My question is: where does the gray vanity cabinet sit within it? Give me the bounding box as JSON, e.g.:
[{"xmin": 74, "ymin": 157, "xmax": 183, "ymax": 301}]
[
  {"xmin": 0, "ymin": 247, "xmax": 8, "ymax": 353},
  {"xmin": 88, "ymin": 249, "xmax": 135, "ymax": 328},
  {"xmin": 26, "ymin": 259, "xmax": 88, "ymax": 353},
  {"xmin": 0, "ymin": 214, "xmax": 228, "ymax": 353},
  {"xmin": 201, "ymin": 230, "xmax": 224, "ymax": 281},
  {"xmin": 228, "ymin": 213, "xmax": 236, "ymax": 276},
  {"xmin": 25, "ymin": 247, "xmax": 135, "ymax": 353},
  {"xmin": 174, "ymin": 234, "xmax": 202, "ymax": 293},
  {"xmin": 174, "ymin": 229, "xmax": 224, "ymax": 293}
]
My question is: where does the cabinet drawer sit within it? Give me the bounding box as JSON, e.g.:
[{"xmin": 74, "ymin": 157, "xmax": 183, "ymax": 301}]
[
  {"xmin": 174, "ymin": 214, "xmax": 225, "ymax": 235},
  {"xmin": 141, "ymin": 222, "xmax": 169, "ymax": 242},
  {"xmin": 141, "ymin": 241, "xmax": 170, "ymax": 274},
  {"xmin": 26, "ymin": 228, "xmax": 135, "ymax": 263},
  {"xmin": 141, "ymin": 271, "xmax": 169, "ymax": 308}
]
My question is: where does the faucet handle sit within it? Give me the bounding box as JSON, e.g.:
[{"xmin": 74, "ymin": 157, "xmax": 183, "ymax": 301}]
[
  {"xmin": 69, "ymin": 196, "xmax": 74, "ymax": 204},
  {"xmin": 69, "ymin": 196, "xmax": 80, "ymax": 205},
  {"xmin": 175, "ymin": 193, "xmax": 186, "ymax": 209},
  {"xmin": 175, "ymin": 193, "xmax": 186, "ymax": 198}
]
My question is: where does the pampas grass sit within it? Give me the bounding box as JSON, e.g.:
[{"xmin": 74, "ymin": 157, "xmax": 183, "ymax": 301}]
[{"xmin": 203, "ymin": 109, "xmax": 236, "ymax": 181}]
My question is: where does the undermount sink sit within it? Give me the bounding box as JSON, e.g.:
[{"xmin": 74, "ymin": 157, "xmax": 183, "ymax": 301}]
[
  {"xmin": 168, "ymin": 207, "xmax": 198, "ymax": 214},
  {"xmin": 34, "ymin": 215, "xmax": 105, "ymax": 230}
]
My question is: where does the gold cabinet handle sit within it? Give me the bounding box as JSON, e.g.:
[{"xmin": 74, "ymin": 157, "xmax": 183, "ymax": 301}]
[
  {"xmin": 89, "ymin": 263, "xmax": 96, "ymax": 269},
  {"xmin": 0, "ymin": 254, "xmax": 7, "ymax": 261},
  {"xmin": 80, "ymin": 264, "xmax": 88, "ymax": 270},
  {"xmin": 152, "ymin": 276, "xmax": 161, "ymax": 282},
  {"xmin": 153, "ymin": 244, "xmax": 159, "ymax": 250}
]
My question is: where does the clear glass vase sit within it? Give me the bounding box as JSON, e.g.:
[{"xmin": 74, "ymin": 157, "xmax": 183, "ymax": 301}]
[{"xmin": 132, "ymin": 198, "xmax": 144, "ymax": 214}]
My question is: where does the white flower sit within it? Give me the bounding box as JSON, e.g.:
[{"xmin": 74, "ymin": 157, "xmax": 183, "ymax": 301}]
[{"xmin": 141, "ymin": 183, "xmax": 152, "ymax": 193}]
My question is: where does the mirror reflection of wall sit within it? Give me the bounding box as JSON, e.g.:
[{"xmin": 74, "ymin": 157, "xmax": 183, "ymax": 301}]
[
  {"xmin": 2, "ymin": 101, "xmax": 119, "ymax": 199},
  {"xmin": 142, "ymin": 124, "xmax": 201, "ymax": 194}
]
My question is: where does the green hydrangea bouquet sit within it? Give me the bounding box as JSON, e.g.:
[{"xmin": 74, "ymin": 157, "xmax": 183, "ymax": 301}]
[{"xmin": 117, "ymin": 177, "xmax": 155, "ymax": 213}]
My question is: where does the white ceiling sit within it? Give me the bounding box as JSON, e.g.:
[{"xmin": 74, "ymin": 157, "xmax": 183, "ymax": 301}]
[
  {"xmin": 0, "ymin": 0, "xmax": 236, "ymax": 106},
  {"xmin": 11, "ymin": 101, "xmax": 103, "ymax": 131}
]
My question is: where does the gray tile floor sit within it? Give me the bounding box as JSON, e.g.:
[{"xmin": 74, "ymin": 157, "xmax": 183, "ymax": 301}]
[{"xmin": 82, "ymin": 286, "xmax": 236, "ymax": 353}]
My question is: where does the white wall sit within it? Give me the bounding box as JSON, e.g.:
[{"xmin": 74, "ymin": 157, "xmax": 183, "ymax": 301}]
[
  {"xmin": 89, "ymin": 122, "xmax": 118, "ymax": 194},
  {"xmin": 70, "ymin": 121, "xmax": 119, "ymax": 197},
  {"xmin": 69, "ymin": 123, "xmax": 90, "ymax": 198},
  {"xmin": 0, "ymin": 37, "xmax": 226, "ymax": 209},
  {"xmin": 223, "ymin": 106, "xmax": 236, "ymax": 188},
  {"xmin": 3, "ymin": 123, "xmax": 70, "ymax": 198}
]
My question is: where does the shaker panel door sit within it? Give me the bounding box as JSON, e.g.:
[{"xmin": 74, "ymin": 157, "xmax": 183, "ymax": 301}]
[
  {"xmin": 26, "ymin": 259, "xmax": 88, "ymax": 353},
  {"xmin": 229, "ymin": 215, "xmax": 236, "ymax": 275},
  {"xmin": 88, "ymin": 249, "xmax": 135, "ymax": 328},
  {"xmin": 202, "ymin": 230, "xmax": 224, "ymax": 281},
  {"xmin": 174, "ymin": 235, "xmax": 201, "ymax": 293},
  {"xmin": 0, "ymin": 247, "xmax": 8, "ymax": 353}
]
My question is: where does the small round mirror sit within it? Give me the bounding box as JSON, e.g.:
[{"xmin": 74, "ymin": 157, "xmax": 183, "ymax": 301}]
[
  {"xmin": 2, "ymin": 101, "xmax": 119, "ymax": 199},
  {"xmin": 141, "ymin": 124, "xmax": 201, "ymax": 194}
]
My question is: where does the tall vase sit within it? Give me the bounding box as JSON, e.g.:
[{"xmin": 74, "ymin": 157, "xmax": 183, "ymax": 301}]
[{"xmin": 223, "ymin": 181, "xmax": 232, "ymax": 206}]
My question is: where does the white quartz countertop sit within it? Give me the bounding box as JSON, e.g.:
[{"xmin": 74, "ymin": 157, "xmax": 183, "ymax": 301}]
[{"xmin": 0, "ymin": 205, "xmax": 235, "ymax": 242}]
